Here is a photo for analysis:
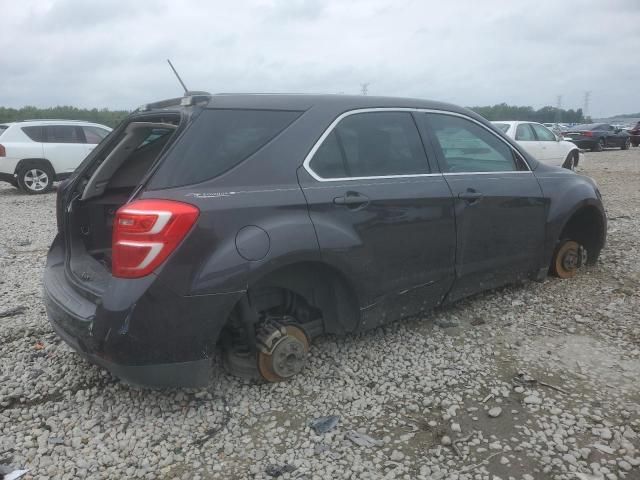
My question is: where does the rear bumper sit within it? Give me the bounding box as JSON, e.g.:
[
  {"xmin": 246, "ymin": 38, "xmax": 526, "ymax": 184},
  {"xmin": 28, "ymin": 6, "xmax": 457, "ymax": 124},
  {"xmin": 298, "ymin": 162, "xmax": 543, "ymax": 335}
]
[
  {"xmin": 566, "ymin": 138, "xmax": 596, "ymax": 150},
  {"xmin": 43, "ymin": 236, "xmax": 243, "ymax": 387},
  {"xmin": 0, "ymin": 172, "xmax": 16, "ymax": 185},
  {"xmin": 46, "ymin": 300, "xmax": 211, "ymax": 387}
]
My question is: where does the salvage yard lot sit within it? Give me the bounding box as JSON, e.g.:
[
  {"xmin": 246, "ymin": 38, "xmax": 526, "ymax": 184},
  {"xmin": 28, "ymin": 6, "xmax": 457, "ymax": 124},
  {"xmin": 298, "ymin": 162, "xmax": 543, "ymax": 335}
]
[{"xmin": 0, "ymin": 150, "xmax": 639, "ymax": 480}]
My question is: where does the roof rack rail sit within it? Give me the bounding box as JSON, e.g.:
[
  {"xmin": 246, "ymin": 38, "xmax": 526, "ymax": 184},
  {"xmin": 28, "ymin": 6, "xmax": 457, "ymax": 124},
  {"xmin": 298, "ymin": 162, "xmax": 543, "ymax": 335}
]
[{"xmin": 17, "ymin": 118, "xmax": 90, "ymax": 122}]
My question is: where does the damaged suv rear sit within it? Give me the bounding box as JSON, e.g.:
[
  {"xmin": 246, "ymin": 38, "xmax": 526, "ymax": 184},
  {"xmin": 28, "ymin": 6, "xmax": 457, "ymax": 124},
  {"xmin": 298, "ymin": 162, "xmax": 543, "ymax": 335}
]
[{"xmin": 45, "ymin": 93, "xmax": 606, "ymax": 387}]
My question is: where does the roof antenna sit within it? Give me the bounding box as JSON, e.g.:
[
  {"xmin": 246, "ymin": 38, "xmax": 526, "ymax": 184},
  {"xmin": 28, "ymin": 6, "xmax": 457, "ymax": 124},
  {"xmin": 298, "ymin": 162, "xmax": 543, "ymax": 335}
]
[{"xmin": 167, "ymin": 59, "xmax": 188, "ymax": 94}]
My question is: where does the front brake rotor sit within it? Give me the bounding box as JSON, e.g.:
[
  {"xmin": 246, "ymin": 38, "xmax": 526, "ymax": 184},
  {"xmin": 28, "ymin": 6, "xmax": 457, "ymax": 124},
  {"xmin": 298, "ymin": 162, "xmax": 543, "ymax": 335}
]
[{"xmin": 257, "ymin": 323, "xmax": 309, "ymax": 382}]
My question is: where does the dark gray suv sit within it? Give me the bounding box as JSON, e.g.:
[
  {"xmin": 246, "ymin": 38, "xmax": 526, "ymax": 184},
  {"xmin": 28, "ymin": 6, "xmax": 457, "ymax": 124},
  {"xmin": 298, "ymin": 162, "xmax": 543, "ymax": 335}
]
[{"xmin": 44, "ymin": 93, "xmax": 606, "ymax": 387}]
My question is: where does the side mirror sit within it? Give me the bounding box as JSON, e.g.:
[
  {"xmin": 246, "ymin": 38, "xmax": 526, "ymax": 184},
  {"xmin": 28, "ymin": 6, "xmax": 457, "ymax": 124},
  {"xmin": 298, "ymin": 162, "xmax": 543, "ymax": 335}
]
[{"xmin": 555, "ymin": 134, "xmax": 562, "ymax": 142}]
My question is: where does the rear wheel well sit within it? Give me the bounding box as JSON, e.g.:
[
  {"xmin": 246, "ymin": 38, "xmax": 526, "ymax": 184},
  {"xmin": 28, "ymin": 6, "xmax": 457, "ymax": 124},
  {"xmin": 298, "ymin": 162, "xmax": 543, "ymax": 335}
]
[
  {"xmin": 558, "ymin": 206, "xmax": 605, "ymax": 264},
  {"xmin": 218, "ymin": 262, "xmax": 360, "ymax": 349},
  {"xmin": 15, "ymin": 158, "xmax": 56, "ymax": 175}
]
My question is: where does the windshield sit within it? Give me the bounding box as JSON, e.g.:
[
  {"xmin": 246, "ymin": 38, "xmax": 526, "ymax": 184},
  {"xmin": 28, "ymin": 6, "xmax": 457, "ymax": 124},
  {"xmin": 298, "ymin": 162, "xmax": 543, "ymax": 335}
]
[{"xmin": 493, "ymin": 123, "xmax": 510, "ymax": 133}]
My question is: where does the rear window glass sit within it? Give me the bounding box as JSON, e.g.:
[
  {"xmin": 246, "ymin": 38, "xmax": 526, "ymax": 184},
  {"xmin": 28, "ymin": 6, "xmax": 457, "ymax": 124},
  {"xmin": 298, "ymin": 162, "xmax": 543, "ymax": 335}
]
[
  {"xmin": 571, "ymin": 124, "xmax": 600, "ymax": 131},
  {"xmin": 0, "ymin": 125, "xmax": 8, "ymax": 137},
  {"xmin": 149, "ymin": 109, "xmax": 301, "ymax": 188},
  {"xmin": 22, "ymin": 126, "xmax": 46, "ymax": 142},
  {"xmin": 493, "ymin": 123, "xmax": 509, "ymax": 133},
  {"xmin": 83, "ymin": 126, "xmax": 110, "ymax": 144}
]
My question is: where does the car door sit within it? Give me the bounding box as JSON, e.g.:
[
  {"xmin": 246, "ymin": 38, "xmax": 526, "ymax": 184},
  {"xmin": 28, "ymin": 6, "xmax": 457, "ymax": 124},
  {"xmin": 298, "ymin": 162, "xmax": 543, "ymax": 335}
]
[
  {"xmin": 42, "ymin": 125, "xmax": 89, "ymax": 174},
  {"xmin": 531, "ymin": 123, "xmax": 564, "ymax": 166},
  {"xmin": 298, "ymin": 110, "xmax": 456, "ymax": 330},
  {"xmin": 416, "ymin": 112, "xmax": 547, "ymax": 301},
  {"xmin": 514, "ymin": 123, "xmax": 542, "ymax": 160}
]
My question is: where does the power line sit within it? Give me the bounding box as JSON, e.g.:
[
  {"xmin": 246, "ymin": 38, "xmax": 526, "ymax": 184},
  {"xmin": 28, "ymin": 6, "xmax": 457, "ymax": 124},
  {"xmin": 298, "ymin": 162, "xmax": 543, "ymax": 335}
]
[
  {"xmin": 583, "ymin": 91, "xmax": 591, "ymax": 120},
  {"xmin": 360, "ymin": 83, "xmax": 370, "ymax": 96},
  {"xmin": 555, "ymin": 95, "xmax": 562, "ymax": 124}
]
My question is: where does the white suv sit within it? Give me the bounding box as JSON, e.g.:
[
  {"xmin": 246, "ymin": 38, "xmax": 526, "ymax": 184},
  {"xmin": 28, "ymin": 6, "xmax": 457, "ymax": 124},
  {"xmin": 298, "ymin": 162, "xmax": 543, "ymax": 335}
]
[{"xmin": 0, "ymin": 120, "xmax": 112, "ymax": 194}]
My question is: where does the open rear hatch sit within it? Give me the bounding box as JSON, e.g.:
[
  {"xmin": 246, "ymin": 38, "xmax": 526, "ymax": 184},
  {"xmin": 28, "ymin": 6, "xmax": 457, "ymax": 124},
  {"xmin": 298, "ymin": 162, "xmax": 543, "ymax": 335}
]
[{"xmin": 62, "ymin": 113, "xmax": 182, "ymax": 295}]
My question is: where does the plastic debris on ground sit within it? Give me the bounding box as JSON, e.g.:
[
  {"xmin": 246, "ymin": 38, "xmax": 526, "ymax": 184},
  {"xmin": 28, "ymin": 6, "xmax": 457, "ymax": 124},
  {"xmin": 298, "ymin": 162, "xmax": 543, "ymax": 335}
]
[
  {"xmin": 265, "ymin": 463, "xmax": 296, "ymax": 477},
  {"xmin": 345, "ymin": 430, "xmax": 383, "ymax": 447},
  {"xmin": 308, "ymin": 415, "xmax": 340, "ymax": 434}
]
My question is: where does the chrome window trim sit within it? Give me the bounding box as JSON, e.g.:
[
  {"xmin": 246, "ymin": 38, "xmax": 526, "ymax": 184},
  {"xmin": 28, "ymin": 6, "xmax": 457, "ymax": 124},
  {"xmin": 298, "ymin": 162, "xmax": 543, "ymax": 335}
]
[{"xmin": 302, "ymin": 107, "xmax": 532, "ymax": 182}]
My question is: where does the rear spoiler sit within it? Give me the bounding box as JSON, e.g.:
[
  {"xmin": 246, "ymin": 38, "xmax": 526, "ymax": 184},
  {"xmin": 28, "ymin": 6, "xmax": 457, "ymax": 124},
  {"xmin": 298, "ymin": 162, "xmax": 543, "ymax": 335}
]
[{"xmin": 135, "ymin": 91, "xmax": 212, "ymax": 112}]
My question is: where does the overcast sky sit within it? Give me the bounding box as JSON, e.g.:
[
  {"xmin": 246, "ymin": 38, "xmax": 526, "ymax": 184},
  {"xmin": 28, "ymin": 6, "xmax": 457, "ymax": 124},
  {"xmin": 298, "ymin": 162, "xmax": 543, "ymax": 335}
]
[{"xmin": 1, "ymin": 0, "xmax": 639, "ymax": 117}]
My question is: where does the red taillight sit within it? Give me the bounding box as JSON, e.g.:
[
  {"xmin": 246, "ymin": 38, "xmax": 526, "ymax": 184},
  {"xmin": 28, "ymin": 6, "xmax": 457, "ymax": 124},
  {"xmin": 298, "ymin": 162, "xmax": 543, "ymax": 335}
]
[
  {"xmin": 112, "ymin": 199, "xmax": 199, "ymax": 278},
  {"xmin": 582, "ymin": 131, "xmax": 593, "ymax": 137},
  {"xmin": 0, "ymin": 144, "xmax": 5, "ymax": 157}
]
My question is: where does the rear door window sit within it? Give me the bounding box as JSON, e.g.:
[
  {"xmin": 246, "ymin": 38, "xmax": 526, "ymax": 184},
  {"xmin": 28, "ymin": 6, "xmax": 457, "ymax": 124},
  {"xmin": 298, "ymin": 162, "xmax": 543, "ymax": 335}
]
[
  {"xmin": 493, "ymin": 123, "xmax": 510, "ymax": 133},
  {"xmin": 515, "ymin": 124, "xmax": 536, "ymax": 141},
  {"xmin": 309, "ymin": 111, "xmax": 429, "ymax": 179},
  {"xmin": 150, "ymin": 109, "xmax": 301, "ymax": 188},
  {"xmin": 45, "ymin": 125, "xmax": 85, "ymax": 143},
  {"xmin": 22, "ymin": 126, "xmax": 46, "ymax": 142},
  {"xmin": 420, "ymin": 113, "xmax": 523, "ymax": 173}
]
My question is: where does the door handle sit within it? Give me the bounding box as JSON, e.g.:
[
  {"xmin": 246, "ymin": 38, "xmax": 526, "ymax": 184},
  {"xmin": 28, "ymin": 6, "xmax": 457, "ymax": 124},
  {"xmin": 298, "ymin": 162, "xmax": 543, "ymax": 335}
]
[
  {"xmin": 333, "ymin": 192, "xmax": 370, "ymax": 209},
  {"xmin": 458, "ymin": 190, "xmax": 483, "ymax": 205}
]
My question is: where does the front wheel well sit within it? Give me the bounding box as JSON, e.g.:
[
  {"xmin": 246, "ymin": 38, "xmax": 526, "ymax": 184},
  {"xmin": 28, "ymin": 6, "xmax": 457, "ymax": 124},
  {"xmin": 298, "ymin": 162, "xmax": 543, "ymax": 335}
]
[{"xmin": 558, "ymin": 206, "xmax": 606, "ymax": 264}]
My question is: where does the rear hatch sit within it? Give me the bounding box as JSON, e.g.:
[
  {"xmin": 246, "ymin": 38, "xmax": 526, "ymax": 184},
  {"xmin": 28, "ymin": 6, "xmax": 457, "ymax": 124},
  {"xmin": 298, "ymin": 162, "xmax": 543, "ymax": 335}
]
[{"xmin": 57, "ymin": 108, "xmax": 189, "ymax": 297}]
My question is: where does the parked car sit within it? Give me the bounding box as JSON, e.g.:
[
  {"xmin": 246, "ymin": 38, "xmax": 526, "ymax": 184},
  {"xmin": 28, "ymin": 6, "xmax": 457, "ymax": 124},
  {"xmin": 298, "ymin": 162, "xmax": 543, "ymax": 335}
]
[
  {"xmin": 629, "ymin": 121, "xmax": 640, "ymax": 147},
  {"xmin": 492, "ymin": 121, "xmax": 581, "ymax": 169},
  {"xmin": 0, "ymin": 120, "xmax": 112, "ymax": 194},
  {"xmin": 44, "ymin": 93, "xmax": 607, "ymax": 387},
  {"xmin": 563, "ymin": 123, "xmax": 631, "ymax": 151}
]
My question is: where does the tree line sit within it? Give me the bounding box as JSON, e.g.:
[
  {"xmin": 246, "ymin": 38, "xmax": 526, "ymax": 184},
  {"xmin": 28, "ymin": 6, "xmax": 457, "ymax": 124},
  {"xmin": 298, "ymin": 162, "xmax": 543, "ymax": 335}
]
[
  {"xmin": 0, "ymin": 102, "xmax": 587, "ymax": 127},
  {"xmin": 469, "ymin": 103, "xmax": 587, "ymax": 123},
  {"xmin": 0, "ymin": 106, "xmax": 130, "ymax": 128}
]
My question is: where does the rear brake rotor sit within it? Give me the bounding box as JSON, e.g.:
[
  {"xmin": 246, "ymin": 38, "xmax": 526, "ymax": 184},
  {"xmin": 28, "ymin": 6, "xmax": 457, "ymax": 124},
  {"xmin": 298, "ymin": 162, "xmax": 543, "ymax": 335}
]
[{"xmin": 257, "ymin": 323, "xmax": 309, "ymax": 382}]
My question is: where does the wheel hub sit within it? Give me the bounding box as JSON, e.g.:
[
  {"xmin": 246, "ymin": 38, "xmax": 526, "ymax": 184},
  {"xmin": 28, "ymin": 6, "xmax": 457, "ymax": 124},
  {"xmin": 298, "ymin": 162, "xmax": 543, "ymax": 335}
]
[
  {"xmin": 256, "ymin": 319, "xmax": 309, "ymax": 382},
  {"xmin": 24, "ymin": 169, "xmax": 49, "ymax": 191},
  {"xmin": 562, "ymin": 250, "xmax": 578, "ymax": 271}
]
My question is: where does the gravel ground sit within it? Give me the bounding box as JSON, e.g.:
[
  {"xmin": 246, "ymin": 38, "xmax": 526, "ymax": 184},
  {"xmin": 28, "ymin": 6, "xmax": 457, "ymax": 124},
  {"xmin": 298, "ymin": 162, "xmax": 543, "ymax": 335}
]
[{"xmin": 0, "ymin": 149, "xmax": 639, "ymax": 480}]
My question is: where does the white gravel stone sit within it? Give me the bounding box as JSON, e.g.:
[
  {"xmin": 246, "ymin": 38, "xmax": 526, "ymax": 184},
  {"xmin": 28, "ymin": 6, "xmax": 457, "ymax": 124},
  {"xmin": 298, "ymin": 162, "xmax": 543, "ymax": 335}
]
[{"xmin": 488, "ymin": 407, "xmax": 502, "ymax": 418}]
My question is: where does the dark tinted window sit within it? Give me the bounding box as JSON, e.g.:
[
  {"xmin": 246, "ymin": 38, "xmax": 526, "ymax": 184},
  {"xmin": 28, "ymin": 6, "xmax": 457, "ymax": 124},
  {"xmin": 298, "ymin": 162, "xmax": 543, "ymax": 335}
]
[
  {"xmin": 422, "ymin": 113, "xmax": 519, "ymax": 173},
  {"xmin": 310, "ymin": 112, "xmax": 429, "ymax": 178},
  {"xmin": 83, "ymin": 126, "xmax": 110, "ymax": 144},
  {"xmin": 22, "ymin": 126, "xmax": 45, "ymax": 142},
  {"xmin": 45, "ymin": 125, "xmax": 83, "ymax": 143},
  {"xmin": 531, "ymin": 123, "xmax": 556, "ymax": 141},
  {"xmin": 515, "ymin": 124, "xmax": 535, "ymax": 141},
  {"xmin": 0, "ymin": 125, "xmax": 8, "ymax": 137},
  {"xmin": 150, "ymin": 109, "xmax": 300, "ymax": 188},
  {"xmin": 310, "ymin": 130, "xmax": 349, "ymax": 178}
]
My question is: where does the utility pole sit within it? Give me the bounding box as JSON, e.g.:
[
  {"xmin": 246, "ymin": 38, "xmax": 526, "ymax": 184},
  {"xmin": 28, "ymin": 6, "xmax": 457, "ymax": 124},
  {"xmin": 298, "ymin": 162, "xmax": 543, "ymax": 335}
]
[
  {"xmin": 583, "ymin": 91, "xmax": 591, "ymax": 121},
  {"xmin": 360, "ymin": 83, "xmax": 370, "ymax": 96},
  {"xmin": 555, "ymin": 95, "xmax": 562, "ymax": 125}
]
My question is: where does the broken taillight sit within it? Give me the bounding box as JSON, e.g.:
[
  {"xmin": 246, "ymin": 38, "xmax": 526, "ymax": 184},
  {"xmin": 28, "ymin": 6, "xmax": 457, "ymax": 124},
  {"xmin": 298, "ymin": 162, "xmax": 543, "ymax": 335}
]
[
  {"xmin": 112, "ymin": 199, "xmax": 199, "ymax": 278},
  {"xmin": 0, "ymin": 144, "xmax": 6, "ymax": 157}
]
